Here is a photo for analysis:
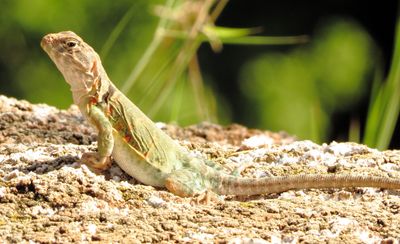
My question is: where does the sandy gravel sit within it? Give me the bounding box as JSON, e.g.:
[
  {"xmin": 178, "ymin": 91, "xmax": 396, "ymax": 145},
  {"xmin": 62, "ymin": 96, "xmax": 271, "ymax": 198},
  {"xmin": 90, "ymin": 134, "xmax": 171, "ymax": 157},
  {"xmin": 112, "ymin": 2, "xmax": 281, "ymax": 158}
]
[{"xmin": 0, "ymin": 95, "xmax": 399, "ymax": 243}]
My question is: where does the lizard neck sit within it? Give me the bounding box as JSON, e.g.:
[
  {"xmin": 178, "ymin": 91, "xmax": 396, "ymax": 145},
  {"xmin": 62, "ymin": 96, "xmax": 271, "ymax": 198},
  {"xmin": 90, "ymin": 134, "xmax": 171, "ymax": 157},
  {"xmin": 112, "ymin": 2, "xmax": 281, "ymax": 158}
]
[
  {"xmin": 73, "ymin": 75, "xmax": 113, "ymax": 119},
  {"xmin": 71, "ymin": 69, "xmax": 112, "ymax": 106}
]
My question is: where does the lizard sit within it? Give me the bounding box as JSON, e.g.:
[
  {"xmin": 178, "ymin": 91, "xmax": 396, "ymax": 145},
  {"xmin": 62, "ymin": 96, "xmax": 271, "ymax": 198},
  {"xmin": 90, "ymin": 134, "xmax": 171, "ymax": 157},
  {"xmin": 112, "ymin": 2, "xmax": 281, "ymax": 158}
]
[{"xmin": 41, "ymin": 31, "xmax": 400, "ymax": 198}]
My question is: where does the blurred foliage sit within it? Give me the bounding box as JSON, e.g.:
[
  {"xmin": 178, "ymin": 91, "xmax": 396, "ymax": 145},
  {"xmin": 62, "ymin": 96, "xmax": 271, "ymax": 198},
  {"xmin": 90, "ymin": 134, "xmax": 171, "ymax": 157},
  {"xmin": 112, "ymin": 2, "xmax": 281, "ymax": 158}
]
[
  {"xmin": 120, "ymin": 0, "xmax": 225, "ymax": 124},
  {"xmin": 117, "ymin": 0, "xmax": 305, "ymax": 124},
  {"xmin": 240, "ymin": 19, "xmax": 374, "ymax": 143},
  {"xmin": 1, "ymin": 0, "xmax": 163, "ymax": 108},
  {"xmin": 0, "ymin": 0, "xmax": 304, "ymax": 125},
  {"xmin": 0, "ymin": 1, "xmax": 398, "ymax": 148}
]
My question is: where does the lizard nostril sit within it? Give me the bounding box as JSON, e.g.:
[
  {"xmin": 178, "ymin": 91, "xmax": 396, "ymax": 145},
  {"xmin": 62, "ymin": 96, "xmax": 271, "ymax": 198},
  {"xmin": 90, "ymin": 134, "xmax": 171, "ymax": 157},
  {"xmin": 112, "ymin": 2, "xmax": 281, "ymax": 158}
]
[{"xmin": 41, "ymin": 35, "xmax": 54, "ymax": 48}]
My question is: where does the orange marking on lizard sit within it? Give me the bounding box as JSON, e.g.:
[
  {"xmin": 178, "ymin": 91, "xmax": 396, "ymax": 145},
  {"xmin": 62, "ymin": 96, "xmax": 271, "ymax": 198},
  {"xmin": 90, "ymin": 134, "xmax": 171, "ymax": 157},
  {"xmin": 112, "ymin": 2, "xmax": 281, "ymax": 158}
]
[
  {"xmin": 106, "ymin": 105, "xmax": 113, "ymax": 117},
  {"xmin": 165, "ymin": 178, "xmax": 190, "ymax": 197},
  {"xmin": 89, "ymin": 97, "xmax": 97, "ymax": 104},
  {"xmin": 143, "ymin": 150, "xmax": 150, "ymax": 158},
  {"xmin": 124, "ymin": 135, "xmax": 132, "ymax": 143}
]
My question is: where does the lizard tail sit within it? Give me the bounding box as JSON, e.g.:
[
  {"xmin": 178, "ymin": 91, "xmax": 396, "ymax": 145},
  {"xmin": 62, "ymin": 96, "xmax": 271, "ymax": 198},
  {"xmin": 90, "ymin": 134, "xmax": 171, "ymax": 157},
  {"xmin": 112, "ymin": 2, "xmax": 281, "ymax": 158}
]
[{"xmin": 216, "ymin": 174, "xmax": 400, "ymax": 196}]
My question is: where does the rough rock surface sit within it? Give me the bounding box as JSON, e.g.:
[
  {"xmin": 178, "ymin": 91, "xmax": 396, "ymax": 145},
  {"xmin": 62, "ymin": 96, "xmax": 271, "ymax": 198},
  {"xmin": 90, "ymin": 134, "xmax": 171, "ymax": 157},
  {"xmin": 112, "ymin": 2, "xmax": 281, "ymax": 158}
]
[{"xmin": 0, "ymin": 95, "xmax": 399, "ymax": 243}]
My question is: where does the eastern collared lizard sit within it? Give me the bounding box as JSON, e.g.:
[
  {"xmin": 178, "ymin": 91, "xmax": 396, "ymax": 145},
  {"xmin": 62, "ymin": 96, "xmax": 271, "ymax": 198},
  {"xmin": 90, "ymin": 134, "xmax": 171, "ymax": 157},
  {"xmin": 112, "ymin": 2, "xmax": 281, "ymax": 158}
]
[{"xmin": 41, "ymin": 31, "xmax": 400, "ymax": 198}]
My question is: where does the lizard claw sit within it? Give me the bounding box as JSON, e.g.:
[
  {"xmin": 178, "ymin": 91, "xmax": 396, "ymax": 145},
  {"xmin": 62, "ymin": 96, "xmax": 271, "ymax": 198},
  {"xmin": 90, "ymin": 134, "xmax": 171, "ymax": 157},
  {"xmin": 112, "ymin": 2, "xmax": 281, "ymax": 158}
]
[{"xmin": 80, "ymin": 152, "xmax": 112, "ymax": 172}]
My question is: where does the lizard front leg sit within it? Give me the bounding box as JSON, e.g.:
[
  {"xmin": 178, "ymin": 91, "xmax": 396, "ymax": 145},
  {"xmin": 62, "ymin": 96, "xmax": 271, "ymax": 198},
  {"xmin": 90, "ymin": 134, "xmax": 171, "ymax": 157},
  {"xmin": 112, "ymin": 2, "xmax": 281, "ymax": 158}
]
[{"xmin": 81, "ymin": 105, "xmax": 114, "ymax": 171}]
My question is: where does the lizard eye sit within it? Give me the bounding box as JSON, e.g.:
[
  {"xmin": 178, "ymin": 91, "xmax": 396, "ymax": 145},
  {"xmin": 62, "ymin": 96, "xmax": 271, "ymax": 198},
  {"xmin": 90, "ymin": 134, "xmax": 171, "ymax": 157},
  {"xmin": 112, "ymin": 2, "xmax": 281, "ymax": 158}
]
[{"xmin": 66, "ymin": 41, "xmax": 78, "ymax": 48}]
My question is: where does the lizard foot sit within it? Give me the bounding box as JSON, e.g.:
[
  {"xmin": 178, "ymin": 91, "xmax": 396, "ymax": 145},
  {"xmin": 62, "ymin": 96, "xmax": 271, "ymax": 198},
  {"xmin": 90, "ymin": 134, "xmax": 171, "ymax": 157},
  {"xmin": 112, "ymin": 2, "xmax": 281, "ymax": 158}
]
[
  {"xmin": 191, "ymin": 190, "xmax": 220, "ymax": 204},
  {"xmin": 80, "ymin": 152, "xmax": 112, "ymax": 172}
]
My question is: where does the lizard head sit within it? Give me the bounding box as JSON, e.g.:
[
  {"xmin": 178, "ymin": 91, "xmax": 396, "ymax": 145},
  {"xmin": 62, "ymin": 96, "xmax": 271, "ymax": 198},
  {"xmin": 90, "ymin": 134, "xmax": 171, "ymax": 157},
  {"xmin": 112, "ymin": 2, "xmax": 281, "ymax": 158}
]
[{"xmin": 41, "ymin": 31, "xmax": 105, "ymax": 100}]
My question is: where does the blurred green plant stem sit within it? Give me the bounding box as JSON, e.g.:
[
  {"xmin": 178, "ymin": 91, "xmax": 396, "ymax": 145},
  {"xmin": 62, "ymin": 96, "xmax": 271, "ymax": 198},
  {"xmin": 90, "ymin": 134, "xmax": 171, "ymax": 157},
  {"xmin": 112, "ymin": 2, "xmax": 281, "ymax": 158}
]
[
  {"xmin": 363, "ymin": 2, "xmax": 400, "ymax": 150},
  {"xmin": 120, "ymin": 0, "xmax": 226, "ymax": 122},
  {"xmin": 116, "ymin": 0, "xmax": 307, "ymax": 123}
]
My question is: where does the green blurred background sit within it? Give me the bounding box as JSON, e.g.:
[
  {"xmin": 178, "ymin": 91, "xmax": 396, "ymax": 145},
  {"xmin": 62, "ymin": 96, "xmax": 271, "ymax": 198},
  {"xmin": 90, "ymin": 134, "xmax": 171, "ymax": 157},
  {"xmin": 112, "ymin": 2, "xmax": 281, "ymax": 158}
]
[{"xmin": 0, "ymin": 1, "xmax": 398, "ymax": 147}]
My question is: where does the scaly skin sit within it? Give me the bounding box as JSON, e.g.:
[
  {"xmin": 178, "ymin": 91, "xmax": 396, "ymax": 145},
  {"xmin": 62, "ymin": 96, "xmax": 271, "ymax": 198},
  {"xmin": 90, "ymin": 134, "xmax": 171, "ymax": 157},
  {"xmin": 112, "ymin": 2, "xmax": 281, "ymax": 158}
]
[{"xmin": 41, "ymin": 31, "xmax": 400, "ymax": 197}]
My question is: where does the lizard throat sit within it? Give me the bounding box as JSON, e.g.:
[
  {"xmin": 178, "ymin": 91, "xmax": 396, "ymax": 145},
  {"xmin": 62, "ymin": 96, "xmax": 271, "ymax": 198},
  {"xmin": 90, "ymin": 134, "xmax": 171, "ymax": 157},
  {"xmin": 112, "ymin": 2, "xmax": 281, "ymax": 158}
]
[{"xmin": 70, "ymin": 86, "xmax": 91, "ymax": 105}]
